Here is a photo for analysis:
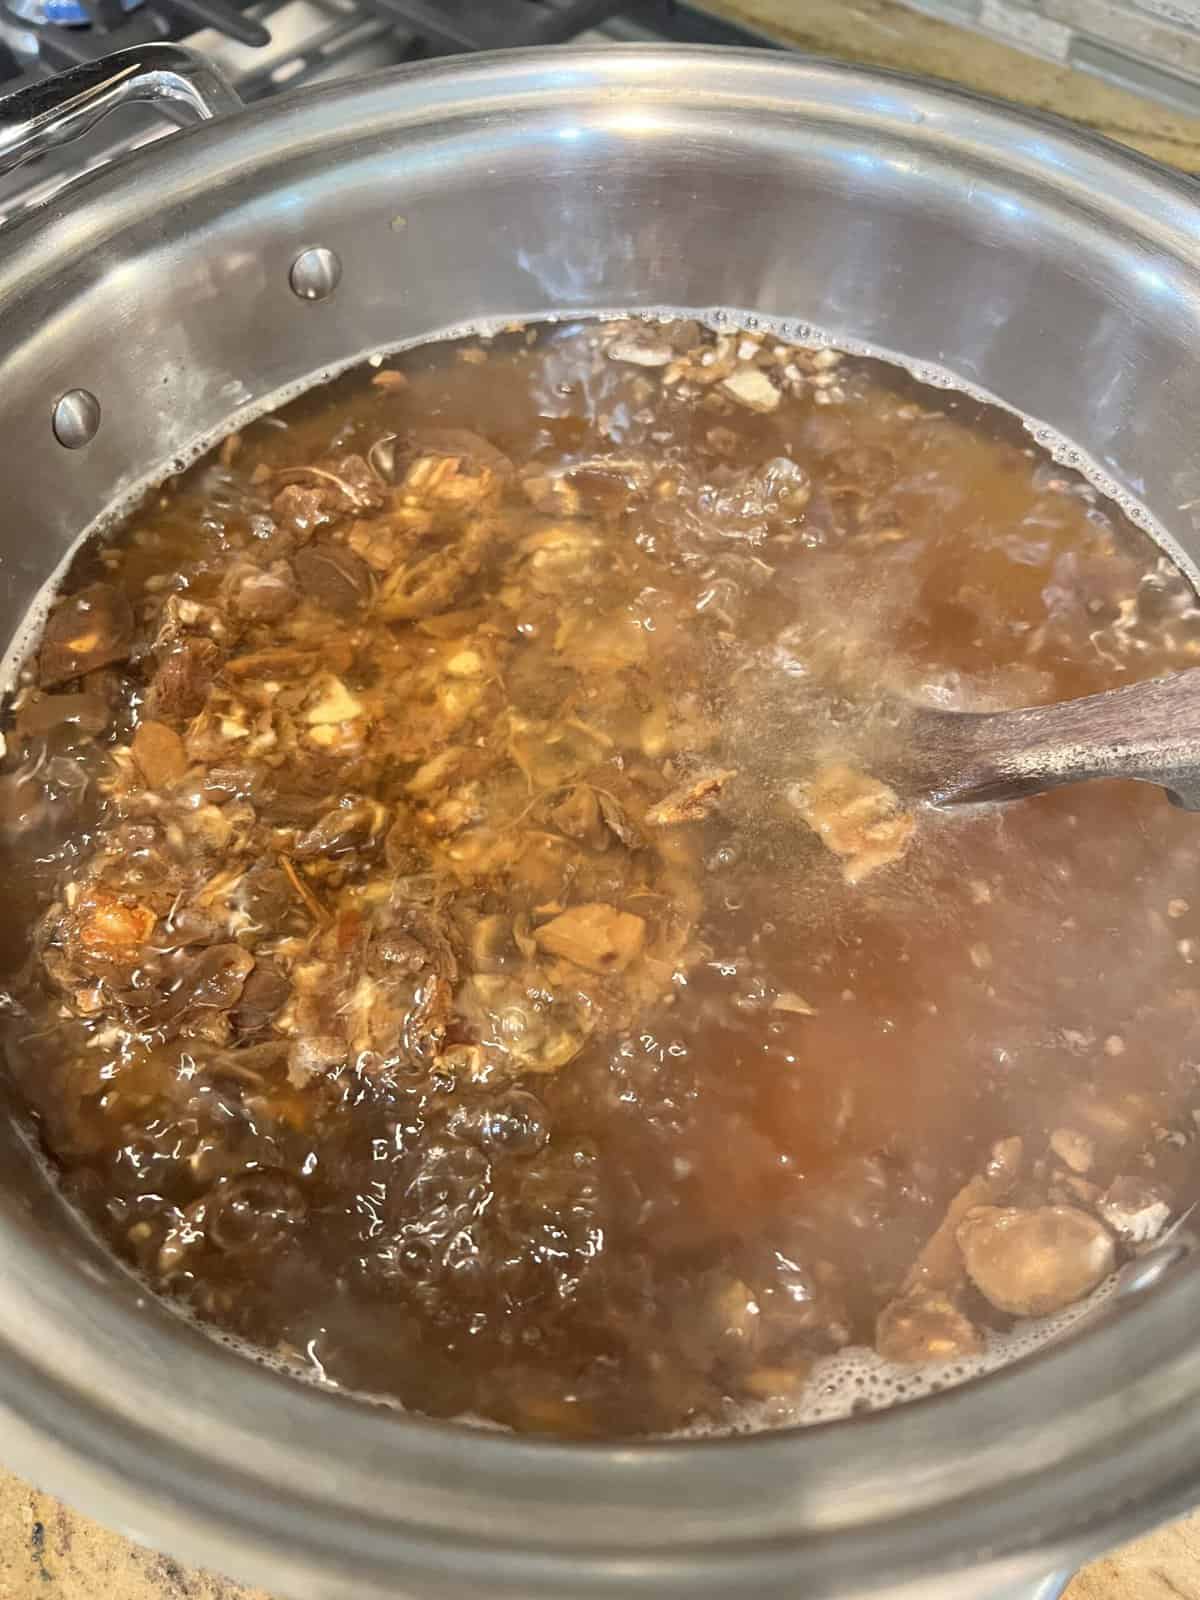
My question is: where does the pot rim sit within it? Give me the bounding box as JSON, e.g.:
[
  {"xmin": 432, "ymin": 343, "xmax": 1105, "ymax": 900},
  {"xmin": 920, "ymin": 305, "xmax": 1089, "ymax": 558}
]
[{"xmin": 3, "ymin": 44, "xmax": 1200, "ymax": 1599}]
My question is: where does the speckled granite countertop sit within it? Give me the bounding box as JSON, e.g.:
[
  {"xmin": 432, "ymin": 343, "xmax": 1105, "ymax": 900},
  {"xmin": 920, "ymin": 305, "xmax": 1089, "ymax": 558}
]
[{"xmin": 6, "ymin": 3, "xmax": 1200, "ymax": 1597}]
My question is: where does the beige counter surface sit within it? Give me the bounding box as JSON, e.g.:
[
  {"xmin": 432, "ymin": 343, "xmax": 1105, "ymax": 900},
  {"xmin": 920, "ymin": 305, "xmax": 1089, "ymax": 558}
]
[{"xmin": 5, "ymin": 2, "xmax": 1200, "ymax": 1597}]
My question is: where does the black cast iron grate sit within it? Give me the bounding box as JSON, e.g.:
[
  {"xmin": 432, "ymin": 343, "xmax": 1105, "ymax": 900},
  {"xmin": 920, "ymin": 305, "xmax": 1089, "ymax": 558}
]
[{"xmin": 0, "ymin": 0, "xmax": 778, "ymax": 89}]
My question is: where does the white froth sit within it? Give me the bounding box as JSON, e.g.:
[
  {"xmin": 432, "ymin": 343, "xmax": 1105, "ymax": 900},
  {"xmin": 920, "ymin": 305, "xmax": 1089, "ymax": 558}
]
[
  {"xmin": 669, "ymin": 1276, "xmax": 1122, "ymax": 1439},
  {"xmin": 786, "ymin": 1274, "xmax": 1120, "ymax": 1425}
]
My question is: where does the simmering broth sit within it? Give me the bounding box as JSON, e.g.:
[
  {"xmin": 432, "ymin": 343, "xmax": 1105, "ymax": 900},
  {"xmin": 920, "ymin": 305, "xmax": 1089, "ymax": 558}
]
[{"xmin": 2, "ymin": 319, "xmax": 1197, "ymax": 1437}]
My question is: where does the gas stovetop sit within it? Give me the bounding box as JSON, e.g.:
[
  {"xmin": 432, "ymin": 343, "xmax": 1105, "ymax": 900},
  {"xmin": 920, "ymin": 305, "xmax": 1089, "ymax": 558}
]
[
  {"xmin": 0, "ymin": 0, "xmax": 779, "ymax": 220},
  {"xmin": 0, "ymin": 0, "xmax": 775, "ymax": 93}
]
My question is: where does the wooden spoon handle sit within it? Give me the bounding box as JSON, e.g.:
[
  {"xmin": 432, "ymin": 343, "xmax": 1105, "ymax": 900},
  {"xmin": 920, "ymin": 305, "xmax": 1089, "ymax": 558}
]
[{"xmin": 924, "ymin": 669, "xmax": 1200, "ymax": 810}]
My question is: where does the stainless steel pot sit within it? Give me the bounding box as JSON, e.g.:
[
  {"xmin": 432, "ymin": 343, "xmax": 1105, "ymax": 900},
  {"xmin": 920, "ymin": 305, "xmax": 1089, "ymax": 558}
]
[{"xmin": 1, "ymin": 40, "xmax": 1200, "ymax": 1600}]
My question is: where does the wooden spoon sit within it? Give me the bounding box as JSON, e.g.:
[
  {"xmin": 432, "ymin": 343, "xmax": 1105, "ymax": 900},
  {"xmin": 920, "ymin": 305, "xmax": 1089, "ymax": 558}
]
[{"xmin": 892, "ymin": 670, "xmax": 1200, "ymax": 810}]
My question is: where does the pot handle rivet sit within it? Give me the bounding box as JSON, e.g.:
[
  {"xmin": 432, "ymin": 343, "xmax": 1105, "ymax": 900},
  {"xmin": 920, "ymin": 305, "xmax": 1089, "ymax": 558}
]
[
  {"xmin": 289, "ymin": 247, "xmax": 342, "ymax": 302},
  {"xmin": 52, "ymin": 388, "xmax": 100, "ymax": 449}
]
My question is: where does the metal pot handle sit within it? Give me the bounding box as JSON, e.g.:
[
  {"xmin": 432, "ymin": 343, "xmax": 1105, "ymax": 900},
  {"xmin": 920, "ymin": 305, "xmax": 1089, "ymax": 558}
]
[{"xmin": 0, "ymin": 43, "xmax": 241, "ymax": 182}]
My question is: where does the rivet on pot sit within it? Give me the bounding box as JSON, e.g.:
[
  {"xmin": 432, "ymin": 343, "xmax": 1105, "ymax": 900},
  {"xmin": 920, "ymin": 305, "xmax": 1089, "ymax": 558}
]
[
  {"xmin": 289, "ymin": 246, "xmax": 342, "ymax": 302},
  {"xmin": 52, "ymin": 388, "xmax": 101, "ymax": 449}
]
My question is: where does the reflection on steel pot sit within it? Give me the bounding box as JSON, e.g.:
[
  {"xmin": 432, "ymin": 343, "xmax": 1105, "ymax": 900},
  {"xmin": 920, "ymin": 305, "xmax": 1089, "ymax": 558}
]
[{"xmin": 2, "ymin": 39, "xmax": 1200, "ymax": 1600}]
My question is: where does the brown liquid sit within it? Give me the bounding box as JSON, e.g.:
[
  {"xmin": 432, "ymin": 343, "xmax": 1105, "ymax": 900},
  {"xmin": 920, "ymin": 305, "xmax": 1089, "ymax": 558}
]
[{"xmin": 2, "ymin": 320, "xmax": 1199, "ymax": 1438}]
